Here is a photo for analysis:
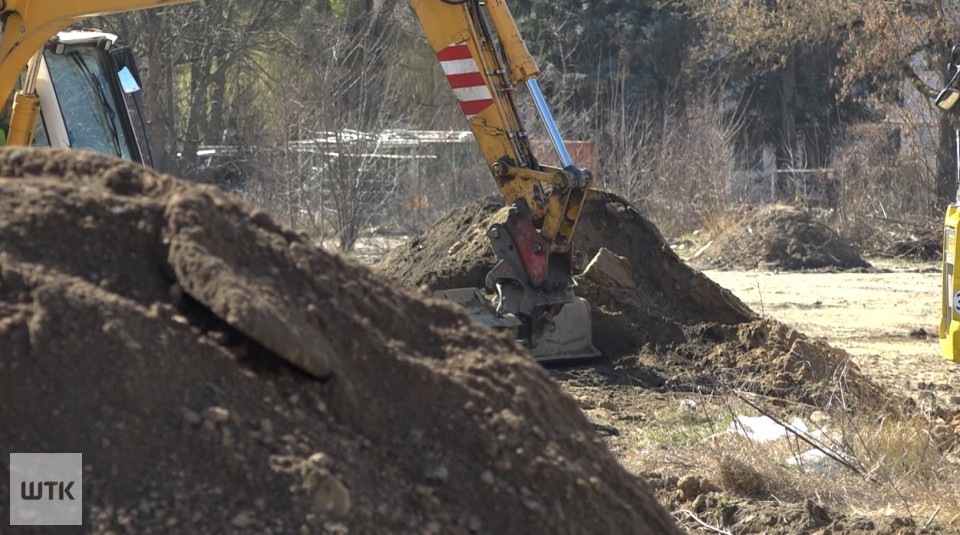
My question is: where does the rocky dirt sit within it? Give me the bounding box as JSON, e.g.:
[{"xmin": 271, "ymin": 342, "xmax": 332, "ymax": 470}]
[
  {"xmin": 379, "ymin": 193, "xmax": 893, "ymax": 412},
  {"xmin": 0, "ymin": 149, "xmax": 681, "ymax": 534},
  {"xmin": 705, "ymin": 263, "xmax": 959, "ymax": 408},
  {"xmin": 5, "ymin": 147, "xmax": 953, "ymax": 534},
  {"xmin": 691, "ymin": 205, "xmax": 872, "ymax": 272},
  {"xmin": 378, "ymin": 192, "xmax": 950, "ymax": 534}
]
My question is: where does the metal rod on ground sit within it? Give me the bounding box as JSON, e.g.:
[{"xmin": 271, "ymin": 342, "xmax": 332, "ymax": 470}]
[{"xmin": 734, "ymin": 392, "xmax": 876, "ymax": 483}]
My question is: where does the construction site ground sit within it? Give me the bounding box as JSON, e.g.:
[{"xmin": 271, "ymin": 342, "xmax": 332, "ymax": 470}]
[
  {"xmin": 379, "ymin": 194, "xmax": 960, "ymax": 534},
  {"xmin": 553, "ymin": 260, "xmax": 960, "ymax": 535},
  {"xmin": 703, "ymin": 260, "xmax": 956, "ymax": 406},
  {"xmin": 4, "ymin": 148, "xmax": 960, "ymax": 534}
]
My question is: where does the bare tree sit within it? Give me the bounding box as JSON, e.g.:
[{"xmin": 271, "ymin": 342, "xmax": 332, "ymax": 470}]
[
  {"xmin": 233, "ymin": 5, "xmax": 420, "ymax": 251},
  {"xmin": 306, "ymin": 10, "xmax": 411, "ymax": 251},
  {"xmin": 96, "ymin": 1, "xmax": 304, "ymax": 176},
  {"xmin": 679, "ymin": 0, "xmax": 960, "ymax": 208}
]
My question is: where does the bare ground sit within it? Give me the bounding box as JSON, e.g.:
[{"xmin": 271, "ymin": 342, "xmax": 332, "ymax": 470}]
[
  {"xmin": 703, "ymin": 260, "xmax": 960, "ymax": 407},
  {"xmin": 0, "ymin": 149, "xmax": 681, "ymax": 534},
  {"xmin": 567, "ymin": 259, "xmax": 960, "ymax": 535},
  {"xmin": 379, "ymin": 192, "xmax": 960, "ymax": 534}
]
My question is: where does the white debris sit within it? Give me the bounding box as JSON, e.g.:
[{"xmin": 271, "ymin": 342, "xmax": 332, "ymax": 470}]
[
  {"xmin": 726, "ymin": 415, "xmax": 846, "ymax": 476},
  {"xmin": 785, "ymin": 448, "xmax": 845, "ymax": 477},
  {"xmin": 726, "ymin": 415, "xmax": 808, "ymax": 443},
  {"xmin": 691, "ymin": 240, "xmax": 714, "ymax": 259}
]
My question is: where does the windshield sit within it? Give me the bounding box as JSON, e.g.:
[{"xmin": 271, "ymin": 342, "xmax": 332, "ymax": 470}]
[{"xmin": 43, "ymin": 47, "xmax": 131, "ymax": 160}]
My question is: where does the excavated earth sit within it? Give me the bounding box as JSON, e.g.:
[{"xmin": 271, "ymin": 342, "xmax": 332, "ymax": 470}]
[
  {"xmin": 690, "ymin": 205, "xmax": 872, "ymax": 272},
  {"xmin": 0, "ymin": 149, "xmax": 682, "ymax": 534},
  {"xmin": 378, "ymin": 192, "xmax": 939, "ymax": 534},
  {"xmin": 379, "ymin": 193, "xmax": 890, "ymax": 411}
]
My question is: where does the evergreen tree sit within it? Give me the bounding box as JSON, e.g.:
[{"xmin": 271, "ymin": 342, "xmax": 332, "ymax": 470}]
[{"xmin": 511, "ymin": 0, "xmax": 693, "ymax": 122}]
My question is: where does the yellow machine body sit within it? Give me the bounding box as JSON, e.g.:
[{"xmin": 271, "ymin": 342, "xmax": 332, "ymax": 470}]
[{"xmin": 941, "ymin": 203, "xmax": 960, "ymax": 362}]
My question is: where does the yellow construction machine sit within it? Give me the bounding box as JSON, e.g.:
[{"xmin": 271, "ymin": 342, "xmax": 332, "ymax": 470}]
[
  {"xmin": 0, "ymin": 0, "xmax": 599, "ymax": 362},
  {"xmin": 937, "ymin": 44, "xmax": 960, "ymax": 362},
  {"xmin": 2, "ymin": 28, "xmax": 155, "ymax": 163}
]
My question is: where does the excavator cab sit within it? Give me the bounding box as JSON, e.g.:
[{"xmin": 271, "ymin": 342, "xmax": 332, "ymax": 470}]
[
  {"xmin": 2, "ymin": 30, "xmax": 152, "ymax": 165},
  {"xmin": 936, "ymin": 45, "xmax": 960, "ymax": 112}
]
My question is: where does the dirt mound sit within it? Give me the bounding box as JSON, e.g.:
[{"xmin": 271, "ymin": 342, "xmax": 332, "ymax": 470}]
[
  {"xmin": 872, "ymin": 220, "xmax": 941, "ymax": 261},
  {"xmin": 669, "ymin": 320, "xmax": 888, "ymax": 408},
  {"xmin": 377, "ymin": 196, "xmax": 503, "ymax": 290},
  {"xmin": 556, "ymin": 316, "xmax": 892, "ymax": 411},
  {"xmin": 0, "ymin": 149, "xmax": 681, "ymax": 534},
  {"xmin": 380, "ymin": 192, "xmax": 895, "ymax": 411},
  {"xmin": 380, "ymin": 191, "xmax": 755, "ymax": 351},
  {"xmin": 692, "ymin": 205, "xmax": 872, "ymax": 271}
]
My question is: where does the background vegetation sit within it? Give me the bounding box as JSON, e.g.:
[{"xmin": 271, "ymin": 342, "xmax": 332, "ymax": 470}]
[{"xmin": 91, "ymin": 0, "xmax": 960, "ymax": 250}]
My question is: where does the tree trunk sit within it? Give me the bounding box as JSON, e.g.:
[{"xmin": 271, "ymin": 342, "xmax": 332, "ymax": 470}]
[
  {"xmin": 140, "ymin": 11, "xmax": 178, "ymax": 174},
  {"xmin": 779, "ymin": 49, "xmax": 799, "ymax": 169}
]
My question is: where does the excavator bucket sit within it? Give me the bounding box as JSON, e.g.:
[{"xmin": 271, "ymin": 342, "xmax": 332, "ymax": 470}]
[
  {"xmin": 435, "ymin": 288, "xmax": 600, "ymax": 363},
  {"xmin": 527, "ymin": 296, "xmax": 600, "ymax": 363}
]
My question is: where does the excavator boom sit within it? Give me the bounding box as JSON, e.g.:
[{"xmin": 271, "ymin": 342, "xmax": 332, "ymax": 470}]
[
  {"xmin": 411, "ymin": 0, "xmax": 599, "ymax": 361},
  {"xmin": 410, "ymin": 0, "xmax": 592, "ymax": 255},
  {"xmin": 0, "ymin": 0, "xmax": 197, "ymax": 100}
]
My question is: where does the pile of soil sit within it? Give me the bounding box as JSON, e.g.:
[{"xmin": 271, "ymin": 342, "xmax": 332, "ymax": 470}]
[
  {"xmin": 692, "ymin": 205, "xmax": 872, "ymax": 271},
  {"xmin": 380, "ymin": 192, "xmax": 755, "ymax": 349},
  {"xmin": 0, "ymin": 149, "xmax": 681, "ymax": 534},
  {"xmin": 381, "ymin": 191, "xmax": 926, "ymax": 534},
  {"xmin": 872, "ymin": 220, "xmax": 941, "ymax": 261},
  {"xmin": 379, "ymin": 192, "xmax": 893, "ymax": 411},
  {"xmin": 377, "ymin": 196, "xmax": 504, "ymax": 290}
]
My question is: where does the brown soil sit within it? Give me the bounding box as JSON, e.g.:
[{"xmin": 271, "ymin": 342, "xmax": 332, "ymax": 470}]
[
  {"xmin": 379, "ymin": 191, "xmax": 931, "ymax": 534},
  {"xmin": 379, "ymin": 192, "xmax": 892, "ymax": 411},
  {"xmin": 692, "ymin": 205, "xmax": 872, "ymax": 271},
  {"xmin": 0, "ymin": 149, "xmax": 681, "ymax": 534}
]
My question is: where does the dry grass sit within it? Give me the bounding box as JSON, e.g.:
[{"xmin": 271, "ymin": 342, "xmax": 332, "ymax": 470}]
[
  {"xmin": 715, "ymin": 453, "xmax": 788, "ymax": 499},
  {"xmin": 611, "ymin": 392, "xmax": 960, "ymax": 530}
]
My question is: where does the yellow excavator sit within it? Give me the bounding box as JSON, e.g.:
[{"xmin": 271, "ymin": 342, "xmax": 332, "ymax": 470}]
[
  {"xmin": 1, "ymin": 27, "xmax": 154, "ymax": 164},
  {"xmin": 937, "ymin": 44, "xmax": 960, "ymax": 362},
  {"xmin": 0, "ymin": 0, "xmax": 599, "ymax": 362}
]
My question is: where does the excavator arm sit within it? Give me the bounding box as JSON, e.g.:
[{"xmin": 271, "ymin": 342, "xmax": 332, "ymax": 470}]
[
  {"xmin": 411, "ymin": 0, "xmax": 599, "ymax": 360},
  {"xmin": 1, "ymin": 0, "xmax": 592, "ymax": 262},
  {"xmin": 410, "ymin": 0, "xmax": 592, "ymax": 258}
]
